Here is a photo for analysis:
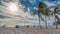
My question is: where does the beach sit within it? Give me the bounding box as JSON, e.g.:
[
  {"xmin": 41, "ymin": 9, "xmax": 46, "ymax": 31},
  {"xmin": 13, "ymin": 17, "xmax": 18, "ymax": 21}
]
[{"xmin": 0, "ymin": 26, "xmax": 60, "ymax": 34}]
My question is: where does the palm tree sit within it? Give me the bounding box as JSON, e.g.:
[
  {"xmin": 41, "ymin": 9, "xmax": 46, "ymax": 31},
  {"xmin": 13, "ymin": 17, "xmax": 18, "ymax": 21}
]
[
  {"xmin": 51, "ymin": 7, "xmax": 60, "ymax": 29},
  {"xmin": 42, "ymin": 7, "xmax": 51, "ymax": 29},
  {"xmin": 33, "ymin": 2, "xmax": 47, "ymax": 29},
  {"xmin": 38, "ymin": 2, "xmax": 51, "ymax": 29},
  {"xmin": 33, "ymin": 9, "xmax": 44, "ymax": 29},
  {"xmin": 51, "ymin": 6, "xmax": 60, "ymax": 29}
]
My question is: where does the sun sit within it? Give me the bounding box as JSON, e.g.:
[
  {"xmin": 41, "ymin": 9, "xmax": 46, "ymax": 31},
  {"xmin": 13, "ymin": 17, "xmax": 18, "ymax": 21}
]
[{"xmin": 8, "ymin": 3, "xmax": 18, "ymax": 12}]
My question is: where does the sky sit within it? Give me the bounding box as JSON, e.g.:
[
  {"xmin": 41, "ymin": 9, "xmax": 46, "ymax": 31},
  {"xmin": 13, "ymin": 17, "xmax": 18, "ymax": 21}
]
[{"xmin": 0, "ymin": 0, "xmax": 60, "ymax": 27}]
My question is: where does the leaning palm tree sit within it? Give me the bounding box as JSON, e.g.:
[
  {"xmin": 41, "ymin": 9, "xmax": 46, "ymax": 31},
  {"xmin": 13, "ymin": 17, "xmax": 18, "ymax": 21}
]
[
  {"xmin": 42, "ymin": 7, "xmax": 51, "ymax": 29},
  {"xmin": 38, "ymin": 2, "xmax": 51, "ymax": 29},
  {"xmin": 51, "ymin": 7, "xmax": 60, "ymax": 29},
  {"xmin": 33, "ymin": 9, "xmax": 44, "ymax": 29},
  {"xmin": 33, "ymin": 2, "xmax": 47, "ymax": 29},
  {"xmin": 54, "ymin": 7, "xmax": 60, "ymax": 29}
]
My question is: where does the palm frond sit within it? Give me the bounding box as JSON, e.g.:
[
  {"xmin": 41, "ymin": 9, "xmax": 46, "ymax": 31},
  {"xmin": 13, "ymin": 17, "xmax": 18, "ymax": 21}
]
[
  {"xmin": 54, "ymin": 7, "xmax": 59, "ymax": 14},
  {"xmin": 38, "ymin": 2, "xmax": 47, "ymax": 9}
]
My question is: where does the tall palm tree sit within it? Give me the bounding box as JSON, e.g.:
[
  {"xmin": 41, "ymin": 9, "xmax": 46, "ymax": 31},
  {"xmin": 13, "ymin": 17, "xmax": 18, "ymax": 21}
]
[
  {"xmin": 54, "ymin": 7, "xmax": 60, "ymax": 29},
  {"xmin": 33, "ymin": 2, "xmax": 47, "ymax": 29},
  {"xmin": 33, "ymin": 9, "xmax": 44, "ymax": 29},
  {"xmin": 38, "ymin": 2, "xmax": 51, "ymax": 29},
  {"xmin": 42, "ymin": 7, "xmax": 50, "ymax": 29},
  {"xmin": 51, "ymin": 7, "xmax": 60, "ymax": 29}
]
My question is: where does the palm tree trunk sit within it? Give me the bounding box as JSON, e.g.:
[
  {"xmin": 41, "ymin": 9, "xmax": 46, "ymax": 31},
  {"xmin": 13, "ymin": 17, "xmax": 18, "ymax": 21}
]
[
  {"xmin": 55, "ymin": 15, "xmax": 58, "ymax": 29},
  {"xmin": 38, "ymin": 14, "xmax": 42, "ymax": 29},
  {"xmin": 45, "ymin": 16, "xmax": 47, "ymax": 29}
]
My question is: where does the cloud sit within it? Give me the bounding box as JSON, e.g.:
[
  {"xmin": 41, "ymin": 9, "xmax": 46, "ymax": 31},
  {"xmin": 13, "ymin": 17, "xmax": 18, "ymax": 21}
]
[
  {"xmin": 44, "ymin": 2, "xmax": 56, "ymax": 7},
  {"xmin": 43, "ymin": 1, "xmax": 60, "ymax": 10},
  {"xmin": 0, "ymin": 0, "xmax": 40, "ymax": 27},
  {"xmin": 0, "ymin": 0, "xmax": 60, "ymax": 27},
  {"xmin": 29, "ymin": 0, "xmax": 36, "ymax": 4},
  {"xmin": 0, "ymin": 15, "xmax": 11, "ymax": 19}
]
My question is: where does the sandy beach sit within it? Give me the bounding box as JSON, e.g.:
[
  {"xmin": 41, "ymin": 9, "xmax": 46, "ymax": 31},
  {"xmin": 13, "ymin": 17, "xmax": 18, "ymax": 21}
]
[{"xmin": 0, "ymin": 26, "xmax": 60, "ymax": 34}]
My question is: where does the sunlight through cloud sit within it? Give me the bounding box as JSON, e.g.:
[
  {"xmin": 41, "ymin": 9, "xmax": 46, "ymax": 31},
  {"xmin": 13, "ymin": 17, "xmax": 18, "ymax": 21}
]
[{"xmin": 8, "ymin": 3, "xmax": 18, "ymax": 12}]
